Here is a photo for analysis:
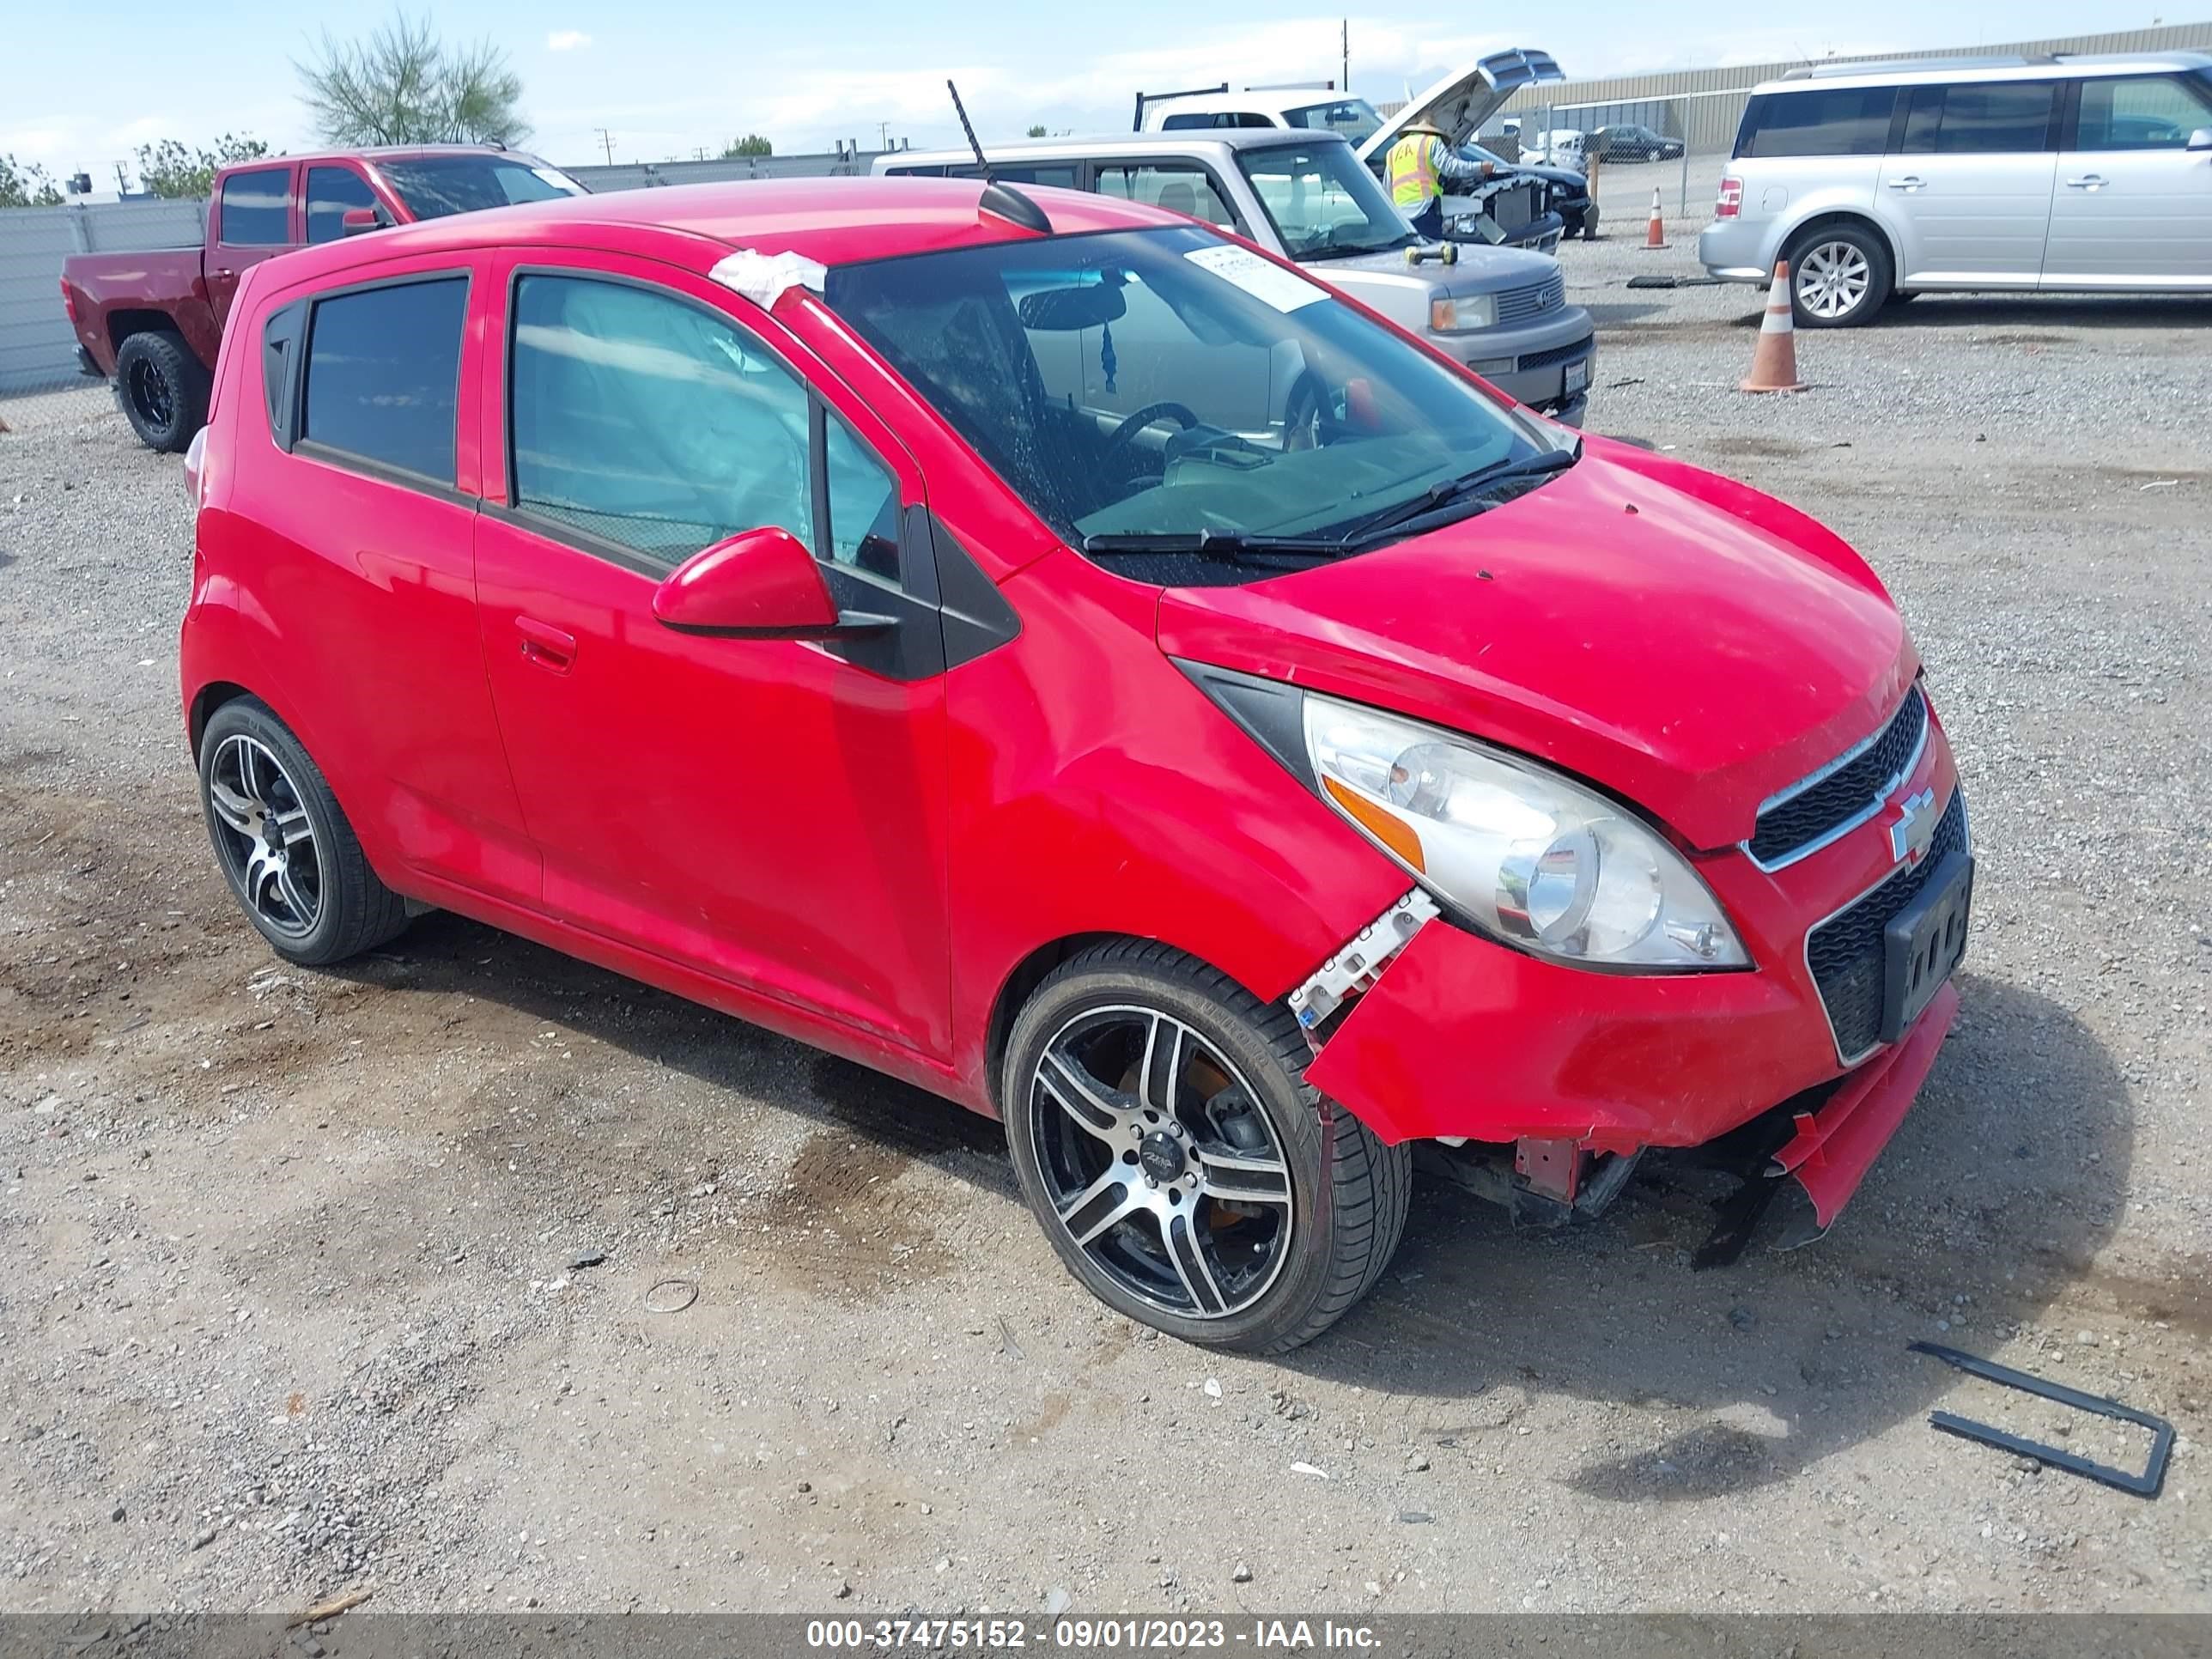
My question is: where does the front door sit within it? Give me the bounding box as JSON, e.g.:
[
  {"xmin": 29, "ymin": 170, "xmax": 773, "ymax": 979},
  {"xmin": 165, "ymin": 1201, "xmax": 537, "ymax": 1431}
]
[
  {"xmin": 471, "ymin": 255, "xmax": 955, "ymax": 1058},
  {"xmin": 2043, "ymin": 73, "xmax": 2212, "ymax": 288},
  {"xmin": 1880, "ymin": 80, "xmax": 2062, "ymax": 286}
]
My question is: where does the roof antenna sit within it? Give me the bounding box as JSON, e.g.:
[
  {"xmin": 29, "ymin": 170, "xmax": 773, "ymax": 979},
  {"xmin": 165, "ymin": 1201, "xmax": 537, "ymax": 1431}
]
[{"xmin": 945, "ymin": 78, "xmax": 1052, "ymax": 234}]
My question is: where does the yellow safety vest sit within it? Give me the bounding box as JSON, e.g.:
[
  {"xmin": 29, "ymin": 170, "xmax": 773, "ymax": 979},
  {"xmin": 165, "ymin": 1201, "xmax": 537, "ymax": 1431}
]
[{"xmin": 1389, "ymin": 136, "xmax": 1439, "ymax": 209}]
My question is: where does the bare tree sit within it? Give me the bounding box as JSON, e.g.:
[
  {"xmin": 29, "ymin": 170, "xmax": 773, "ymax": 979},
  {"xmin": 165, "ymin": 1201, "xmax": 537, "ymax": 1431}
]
[{"xmin": 296, "ymin": 10, "xmax": 530, "ymax": 147}]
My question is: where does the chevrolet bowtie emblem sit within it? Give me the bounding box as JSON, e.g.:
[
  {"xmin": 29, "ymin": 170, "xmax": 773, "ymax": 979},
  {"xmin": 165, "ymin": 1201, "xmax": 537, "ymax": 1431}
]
[{"xmin": 1887, "ymin": 786, "xmax": 1937, "ymax": 866}]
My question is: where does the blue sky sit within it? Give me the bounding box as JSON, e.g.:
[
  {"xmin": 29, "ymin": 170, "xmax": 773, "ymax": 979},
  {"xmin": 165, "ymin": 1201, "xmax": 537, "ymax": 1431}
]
[{"xmin": 1, "ymin": 2, "xmax": 2179, "ymax": 181}]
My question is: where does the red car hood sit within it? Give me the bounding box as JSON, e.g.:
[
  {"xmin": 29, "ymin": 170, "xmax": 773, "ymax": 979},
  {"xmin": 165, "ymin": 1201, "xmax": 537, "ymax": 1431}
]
[{"xmin": 1154, "ymin": 440, "xmax": 1917, "ymax": 852}]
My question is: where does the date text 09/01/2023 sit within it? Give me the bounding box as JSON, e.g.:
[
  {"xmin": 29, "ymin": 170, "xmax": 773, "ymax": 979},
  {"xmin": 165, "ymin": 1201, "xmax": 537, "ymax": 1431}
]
[{"xmin": 805, "ymin": 1618, "xmax": 1383, "ymax": 1650}]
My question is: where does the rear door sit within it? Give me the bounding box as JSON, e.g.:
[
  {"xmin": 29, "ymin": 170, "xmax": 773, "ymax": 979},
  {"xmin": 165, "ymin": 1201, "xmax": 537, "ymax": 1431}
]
[
  {"xmin": 1880, "ymin": 80, "xmax": 2062, "ymax": 285},
  {"xmin": 2043, "ymin": 72, "xmax": 2212, "ymax": 287},
  {"xmin": 210, "ymin": 164, "xmax": 299, "ymax": 327}
]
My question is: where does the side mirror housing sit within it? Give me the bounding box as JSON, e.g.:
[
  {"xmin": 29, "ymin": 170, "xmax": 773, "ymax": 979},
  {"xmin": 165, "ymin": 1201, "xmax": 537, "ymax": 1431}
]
[
  {"xmin": 652, "ymin": 526, "xmax": 840, "ymax": 636},
  {"xmin": 340, "ymin": 207, "xmax": 387, "ymax": 236},
  {"xmin": 2189, "ymin": 127, "xmax": 2212, "ymax": 153}
]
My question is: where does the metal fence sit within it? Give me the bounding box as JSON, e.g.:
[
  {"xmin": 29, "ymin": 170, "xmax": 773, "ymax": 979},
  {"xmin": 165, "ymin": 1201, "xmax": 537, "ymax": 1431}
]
[{"xmin": 1497, "ymin": 90, "xmax": 1747, "ymax": 235}]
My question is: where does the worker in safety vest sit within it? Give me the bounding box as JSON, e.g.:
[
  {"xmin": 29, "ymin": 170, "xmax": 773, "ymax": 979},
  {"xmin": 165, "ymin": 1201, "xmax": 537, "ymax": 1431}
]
[{"xmin": 1387, "ymin": 118, "xmax": 1496, "ymax": 241}]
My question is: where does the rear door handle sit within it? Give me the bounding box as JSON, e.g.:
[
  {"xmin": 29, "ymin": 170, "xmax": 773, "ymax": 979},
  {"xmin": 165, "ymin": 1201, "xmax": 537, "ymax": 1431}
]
[
  {"xmin": 2063, "ymin": 174, "xmax": 2107, "ymax": 190},
  {"xmin": 1887, "ymin": 175, "xmax": 1925, "ymax": 191},
  {"xmin": 515, "ymin": 617, "xmax": 576, "ymax": 673}
]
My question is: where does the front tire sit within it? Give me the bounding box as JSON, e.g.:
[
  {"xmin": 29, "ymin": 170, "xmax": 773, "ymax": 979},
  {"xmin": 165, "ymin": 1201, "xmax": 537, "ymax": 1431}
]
[
  {"xmin": 1785, "ymin": 225, "xmax": 1892, "ymax": 329},
  {"xmin": 198, "ymin": 697, "xmax": 410, "ymax": 966},
  {"xmin": 1002, "ymin": 941, "xmax": 1409, "ymax": 1352},
  {"xmin": 113, "ymin": 329, "xmax": 210, "ymax": 453}
]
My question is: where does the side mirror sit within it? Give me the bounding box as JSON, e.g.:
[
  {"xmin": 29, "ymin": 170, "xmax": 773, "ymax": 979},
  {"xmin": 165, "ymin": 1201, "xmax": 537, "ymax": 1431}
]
[
  {"xmin": 340, "ymin": 207, "xmax": 387, "ymax": 236},
  {"xmin": 2189, "ymin": 128, "xmax": 2212, "ymax": 153},
  {"xmin": 652, "ymin": 526, "xmax": 844, "ymax": 636}
]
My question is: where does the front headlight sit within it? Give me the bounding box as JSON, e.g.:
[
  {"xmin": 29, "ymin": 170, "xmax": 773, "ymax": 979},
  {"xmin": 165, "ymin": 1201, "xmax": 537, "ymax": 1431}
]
[
  {"xmin": 1303, "ymin": 694, "xmax": 1747, "ymax": 970},
  {"xmin": 1428, "ymin": 291, "xmax": 1498, "ymax": 332}
]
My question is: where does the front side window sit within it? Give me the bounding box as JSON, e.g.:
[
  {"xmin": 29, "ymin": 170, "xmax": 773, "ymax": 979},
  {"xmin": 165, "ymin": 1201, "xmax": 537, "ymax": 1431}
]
[
  {"xmin": 1735, "ymin": 88, "xmax": 1896, "ymax": 158},
  {"xmin": 220, "ymin": 168, "xmax": 292, "ymax": 246},
  {"xmin": 1900, "ymin": 82, "xmax": 2059, "ymax": 155},
  {"xmin": 379, "ymin": 155, "xmax": 586, "ymax": 220},
  {"xmin": 507, "ymin": 274, "xmax": 817, "ymax": 568},
  {"xmin": 1282, "ymin": 100, "xmax": 1384, "ymax": 145},
  {"xmin": 1235, "ymin": 143, "xmax": 1412, "ymax": 259},
  {"xmin": 2075, "ymin": 74, "xmax": 2212, "ymax": 150},
  {"xmin": 301, "ymin": 276, "xmax": 468, "ymax": 482},
  {"xmin": 1094, "ymin": 163, "xmax": 1239, "ymax": 229},
  {"xmin": 306, "ymin": 167, "xmax": 380, "ymax": 246},
  {"xmin": 824, "ymin": 225, "xmax": 1551, "ymax": 579}
]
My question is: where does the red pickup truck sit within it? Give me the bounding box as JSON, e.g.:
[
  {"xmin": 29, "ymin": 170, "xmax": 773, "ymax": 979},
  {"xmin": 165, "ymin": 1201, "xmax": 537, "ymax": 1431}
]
[{"xmin": 61, "ymin": 145, "xmax": 586, "ymax": 451}]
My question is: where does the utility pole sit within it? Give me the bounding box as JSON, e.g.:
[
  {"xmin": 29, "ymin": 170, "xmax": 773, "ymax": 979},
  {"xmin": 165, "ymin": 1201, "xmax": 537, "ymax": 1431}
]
[
  {"xmin": 112, "ymin": 160, "xmax": 131, "ymax": 194},
  {"xmin": 1340, "ymin": 18, "xmax": 1348, "ymax": 95},
  {"xmin": 877, "ymin": 120, "xmax": 892, "ymax": 151},
  {"xmin": 594, "ymin": 128, "xmax": 616, "ymax": 164}
]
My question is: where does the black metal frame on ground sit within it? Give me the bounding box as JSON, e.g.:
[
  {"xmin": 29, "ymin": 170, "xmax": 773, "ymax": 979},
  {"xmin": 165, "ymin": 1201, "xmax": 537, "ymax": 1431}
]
[{"xmin": 1909, "ymin": 1340, "xmax": 2175, "ymax": 1498}]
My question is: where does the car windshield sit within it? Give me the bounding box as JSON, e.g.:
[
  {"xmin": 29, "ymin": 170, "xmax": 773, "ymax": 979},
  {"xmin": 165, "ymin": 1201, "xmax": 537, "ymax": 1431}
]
[
  {"xmin": 1235, "ymin": 142, "xmax": 1413, "ymax": 260},
  {"xmin": 1280, "ymin": 98, "xmax": 1386, "ymax": 145},
  {"xmin": 377, "ymin": 155, "xmax": 586, "ymax": 219},
  {"xmin": 823, "ymin": 225, "xmax": 1555, "ymax": 578}
]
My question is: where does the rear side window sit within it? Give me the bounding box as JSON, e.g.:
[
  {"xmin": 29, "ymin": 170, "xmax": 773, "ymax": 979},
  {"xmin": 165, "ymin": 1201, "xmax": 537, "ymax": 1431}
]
[
  {"xmin": 1899, "ymin": 82, "xmax": 2059, "ymax": 155},
  {"xmin": 1094, "ymin": 163, "xmax": 1238, "ymax": 228},
  {"xmin": 301, "ymin": 277, "xmax": 469, "ymax": 483},
  {"xmin": 219, "ymin": 168, "xmax": 292, "ymax": 246},
  {"xmin": 306, "ymin": 167, "xmax": 380, "ymax": 246},
  {"xmin": 2074, "ymin": 74, "xmax": 2212, "ymax": 150},
  {"xmin": 1735, "ymin": 88, "xmax": 1896, "ymax": 158}
]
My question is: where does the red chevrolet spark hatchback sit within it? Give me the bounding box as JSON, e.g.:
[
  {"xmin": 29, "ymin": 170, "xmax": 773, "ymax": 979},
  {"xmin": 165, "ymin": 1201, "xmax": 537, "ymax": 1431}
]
[{"xmin": 181, "ymin": 178, "xmax": 1970, "ymax": 1351}]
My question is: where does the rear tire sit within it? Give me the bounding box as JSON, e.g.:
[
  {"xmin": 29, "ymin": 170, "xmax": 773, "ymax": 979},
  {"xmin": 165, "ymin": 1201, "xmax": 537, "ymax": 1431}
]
[
  {"xmin": 1002, "ymin": 940, "xmax": 1409, "ymax": 1352},
  {"xmin": 198, "ymin": 697, "xmax": 410, "ymax": 967},
  {"xmin": 113, "ymin": 329, "xmax": 210, "ymax": 453},
  {"xmin": 1784, "ymin": 224, "xmax": 1892, "ymax": 329}
]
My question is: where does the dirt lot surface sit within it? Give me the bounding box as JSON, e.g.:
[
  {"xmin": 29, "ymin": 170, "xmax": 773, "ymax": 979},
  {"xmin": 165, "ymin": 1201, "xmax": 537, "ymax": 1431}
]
[{"xmin": 2, "ymin": 240, "xmax": 2209, "ymax": 1620}]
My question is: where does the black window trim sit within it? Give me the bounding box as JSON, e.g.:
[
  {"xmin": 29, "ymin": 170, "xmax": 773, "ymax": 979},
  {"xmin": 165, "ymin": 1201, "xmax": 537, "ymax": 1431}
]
[
  {"xmin": 1077, "ymin": 155, "xmax": 1257, "ymax": 240},
  {"xmin": 1893, "ymin": 77, "xmax": 2069, "ymax": 156},
  {"xmin": 2059, "ymin": 71, "xmax": 2212, "ymax": 152},
  {"xmin": 292, "ymin": 266, "xmax": 476, "ymax": 506},
  {"xmin": 303, "ymin": 163, "xmax": 385, "ymax": 246},
  {"xmin": 496, "ymin": 262, "xmax": 922, "ymax": 592},
  {"xmin": 218, "ymin": 163, "xmax": 297, "ymax": 249}
]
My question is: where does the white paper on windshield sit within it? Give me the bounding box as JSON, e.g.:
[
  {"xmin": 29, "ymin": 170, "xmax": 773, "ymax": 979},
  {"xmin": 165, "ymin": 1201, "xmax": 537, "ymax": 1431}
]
[
  {"xmin": 532, "ymin": 165, "xmax": 582, "ymax": 194},
  {"xmin": 1182, "ymin": 245, "xmax": 1328, "ymax": 312}
]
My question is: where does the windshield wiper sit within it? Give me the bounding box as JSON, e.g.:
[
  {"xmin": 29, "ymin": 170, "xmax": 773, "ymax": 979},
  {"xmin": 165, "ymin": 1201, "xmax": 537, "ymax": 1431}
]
[
  {"xmin": 1333, "ymin": 443, "xmax": 1582, "ymax": 546},
  {"xmin": 1081, "ymin": 529, "xmax": 1349, "ymax": 562}
]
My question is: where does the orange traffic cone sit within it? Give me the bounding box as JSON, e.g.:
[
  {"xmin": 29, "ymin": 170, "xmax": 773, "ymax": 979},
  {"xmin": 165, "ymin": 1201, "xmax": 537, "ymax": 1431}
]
[
  {"xmin": 1741, "ymin": 262, "xmax": 1808, "ymax": 393},
  {"xmin": 1642, "ymin": 187, "xmax": 1667, "ymax": 249}
]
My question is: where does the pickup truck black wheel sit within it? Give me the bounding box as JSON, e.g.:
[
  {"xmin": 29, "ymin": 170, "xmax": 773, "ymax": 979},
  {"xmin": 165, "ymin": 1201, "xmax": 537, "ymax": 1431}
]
[
  {"xmin": 198, "ymin": 697, "xmax": 410, "ymax": 966},
  {"xmin": 114, "ymin": 329, "xmax": 210, "ymax": 453},
  {"xmin": 1002, "ymin": 940, "xmax": 1409, "ymax": 1353}
]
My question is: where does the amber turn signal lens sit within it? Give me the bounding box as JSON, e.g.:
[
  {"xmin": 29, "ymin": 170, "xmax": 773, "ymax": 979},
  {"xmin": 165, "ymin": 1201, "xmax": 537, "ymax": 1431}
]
[{"xmin": 1322, "ymin": 776, "xmax": 1426, "ymax": 873}]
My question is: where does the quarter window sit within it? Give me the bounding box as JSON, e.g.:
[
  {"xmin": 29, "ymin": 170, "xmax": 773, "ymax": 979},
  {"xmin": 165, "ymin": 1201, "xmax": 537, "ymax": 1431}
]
[
  {"xmin": 2075, "ymin": 75, "xmax": 2212, "ymax": 151},
  {"xmin": 1899, "ymin": 82, "xmax": 2059, "ymax": 155},
  {"xmin": 1735, "ymin": 88, "xmax": 1896, "ymax": 158},
  {"xmin": 306, "ymin": 167, "xmax": 380, "ymax": 246},
  {"xmin": 823, "ymin": 416, "xmax": 901, "ymax": 582},
  {"xmin": 219, "ymin": 167, "xmax": 292, "ymax": 246},
  {"xmin": 301, "ymin": 276, "xmax": 469, "ymax": 483},
  {"xmin": 507, "ymin": 275, "xmax": 827, "ymax": 570}
]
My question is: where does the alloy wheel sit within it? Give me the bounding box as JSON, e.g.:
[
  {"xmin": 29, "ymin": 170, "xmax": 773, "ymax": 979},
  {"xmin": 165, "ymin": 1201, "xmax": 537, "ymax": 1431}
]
[
  {"xmin": 128, "ymin": 358, "xmax": 174, "ymax": 431},
  {"xmin": 206, "ymin": 734, "xmax": 322, "ymax": 939},
  {"xmin": 1028, "ymin": 1005, "xmax": 1295, "ymax": 1319},
  {"xmin": 1796, "ymin": 241, "xmax": 1872, "ymax": 320}
]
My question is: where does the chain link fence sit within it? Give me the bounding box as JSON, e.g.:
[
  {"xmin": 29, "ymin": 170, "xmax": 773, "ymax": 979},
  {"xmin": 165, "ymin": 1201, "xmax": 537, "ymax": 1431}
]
[
  {"xmin": 1, "ymin": 198, "xmax": 210, "ymax": 402},
  {"xmin": 1492, "ymin": 89, "xmax": 1748, "ymax": 243}
]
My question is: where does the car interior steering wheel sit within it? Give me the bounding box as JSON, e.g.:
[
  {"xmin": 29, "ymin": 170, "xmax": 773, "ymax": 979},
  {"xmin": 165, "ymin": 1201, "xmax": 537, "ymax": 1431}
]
[{"xmin": 1103, "ymin": 402, "xmax": 1202, "ymax": 458}]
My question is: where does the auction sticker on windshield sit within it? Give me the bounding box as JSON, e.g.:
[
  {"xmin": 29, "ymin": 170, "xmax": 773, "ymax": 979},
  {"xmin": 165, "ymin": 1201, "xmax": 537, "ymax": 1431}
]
[{"xmin": 1184, "ymin": 245, "xmax": 1328, "ymax": 312}]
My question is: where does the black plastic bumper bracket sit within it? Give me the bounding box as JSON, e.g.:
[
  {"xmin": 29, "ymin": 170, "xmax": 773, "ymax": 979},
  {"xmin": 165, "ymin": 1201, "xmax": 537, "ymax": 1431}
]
[{"xmin": 1909, "ymin": 1340, "xmax": 2174, "ymax": 1498}]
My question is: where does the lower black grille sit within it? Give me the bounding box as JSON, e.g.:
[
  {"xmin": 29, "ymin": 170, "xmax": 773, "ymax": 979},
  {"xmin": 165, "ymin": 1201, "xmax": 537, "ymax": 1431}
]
[
  {"xmin": 1751, "ymin": 686, "xmax": 1929, "ymax": 866},
  {"xmin": 1519, "ymin": 337, "xmax": 1594, "ymax": 372},
  {"xmin": 1807, "ymin": 789, "xmax": 1968, "ymax": 1060}
]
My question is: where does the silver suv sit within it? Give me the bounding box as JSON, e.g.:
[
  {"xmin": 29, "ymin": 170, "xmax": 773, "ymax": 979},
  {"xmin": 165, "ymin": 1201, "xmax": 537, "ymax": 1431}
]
[
  {"xmin": 1698, "ymin": 51, "xmax": 2212, "ymax": 326},
  {"xmin": 878, "ymin": 130, "xmax": 1595, "ymax": 422}
]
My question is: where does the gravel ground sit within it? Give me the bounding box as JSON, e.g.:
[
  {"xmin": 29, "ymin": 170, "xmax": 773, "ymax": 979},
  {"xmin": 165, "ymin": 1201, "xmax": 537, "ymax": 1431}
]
[{"xmin": 1, "ymin": 248, "xmax": 2208, "ymax": 1620}]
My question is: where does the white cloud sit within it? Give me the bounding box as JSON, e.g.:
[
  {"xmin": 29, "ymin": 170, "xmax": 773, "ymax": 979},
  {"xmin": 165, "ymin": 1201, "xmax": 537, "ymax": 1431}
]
[{"xmin": 546, "ymin": 29, "xmax": 592, "ymax": 52}]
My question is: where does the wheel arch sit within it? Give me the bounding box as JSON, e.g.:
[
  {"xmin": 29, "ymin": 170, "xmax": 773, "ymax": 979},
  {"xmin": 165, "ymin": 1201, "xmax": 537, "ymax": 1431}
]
[
  {"xmin": 187, "ymin": 679, "xmax": 256, "ymax": 758},
  {"xmin": 984, "ymin": 932, "xmax": 1127, "ymax": 1112},
  {"xmin": 1781, "ymin": 210, "xmax": 1899, "ymax": 289},
  {"xmin": 106, "ymin": 308, "xmax": 187, "ymax": 356}
]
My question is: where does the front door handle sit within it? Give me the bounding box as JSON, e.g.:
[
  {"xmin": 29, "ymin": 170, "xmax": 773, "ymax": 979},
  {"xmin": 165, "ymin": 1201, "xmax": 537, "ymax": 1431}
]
[
  {"xmin": 1887, "ymin": 175, "xmax": 1925, "ymax": 191},
  {"xmin": 2063, "ymin": 174, "xmax": 2107, "ymax": 190},
  {"xmin": 515, "ymin": 617, "xmax": 576, "ymax": 673}
]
